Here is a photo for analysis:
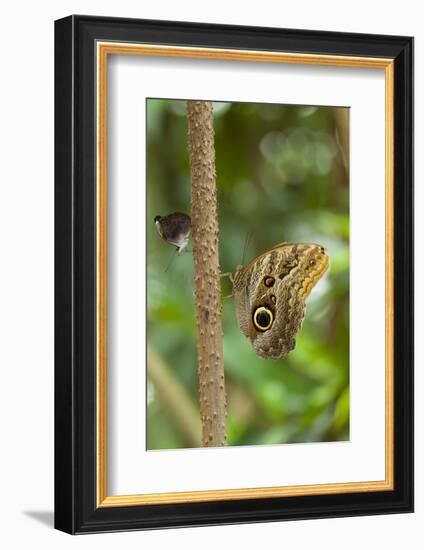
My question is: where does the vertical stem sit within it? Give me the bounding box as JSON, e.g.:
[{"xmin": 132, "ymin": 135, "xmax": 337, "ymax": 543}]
[
  {"xmin": 187, "ymin": 100, "xmax": 227, "ymax": 447},
  {"xmin": 148, "ymin": 344, "xmax": 201, "ymax": 448}
]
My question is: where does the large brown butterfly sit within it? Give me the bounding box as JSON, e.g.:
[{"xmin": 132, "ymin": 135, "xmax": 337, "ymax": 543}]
[{"xmin": 232, "ymin": 243, "xmax": 329, "ymax": 359}]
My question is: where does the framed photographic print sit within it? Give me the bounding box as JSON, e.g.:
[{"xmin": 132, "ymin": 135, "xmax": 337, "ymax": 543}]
[{"xmin": 54, "ymin": 15, "xmax": 413, "ymax": 534}]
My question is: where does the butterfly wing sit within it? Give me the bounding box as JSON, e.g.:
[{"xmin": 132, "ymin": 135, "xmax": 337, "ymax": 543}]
[{"xmin": 233, "ymin": 243, "xmax": 329, "ymax": 359}]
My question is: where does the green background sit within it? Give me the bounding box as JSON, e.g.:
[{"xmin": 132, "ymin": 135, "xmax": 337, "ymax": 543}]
[{"xmin": 146, "ymin": 100, "xmax": 349, "ymax": 450}]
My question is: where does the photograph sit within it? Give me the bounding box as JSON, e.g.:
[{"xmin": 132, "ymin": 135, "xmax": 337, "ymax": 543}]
[{"xmin": 146, "ymin": 98, "xmax": 350, "ymax": 451}]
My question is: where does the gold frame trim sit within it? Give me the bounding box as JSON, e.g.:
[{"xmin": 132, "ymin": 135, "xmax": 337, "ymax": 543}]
[{"xmin": 96, "ymin": 42, "xmax": 394, "ymax": 508}]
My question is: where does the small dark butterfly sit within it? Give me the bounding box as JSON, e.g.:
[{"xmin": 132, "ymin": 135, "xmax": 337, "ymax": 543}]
[{"xmin": 154, "ymin": 212, "xmax": 191, "ymax": 254}]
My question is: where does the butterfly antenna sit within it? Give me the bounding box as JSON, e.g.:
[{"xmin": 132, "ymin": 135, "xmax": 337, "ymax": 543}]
[
  {"xmin": 242, "ymin": 231, "xmax": 253, "ymax": 266},
  {"xmin": 165, "ymin": 248, "xmax": 178, "ymax": 273}
]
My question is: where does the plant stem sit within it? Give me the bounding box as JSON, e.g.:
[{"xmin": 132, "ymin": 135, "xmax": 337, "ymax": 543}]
[
  {"xmin": 147, "ymin": 344, "xmax": 201, "ymax": 448},
  {"xmin": 186, "ymin": 100, "xmax": 227, "ymax": 447}
]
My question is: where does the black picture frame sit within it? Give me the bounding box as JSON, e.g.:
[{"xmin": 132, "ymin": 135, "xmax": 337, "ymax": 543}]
[{"xmin": 55, "ymin": 15, "xmax": 413, "ymax": 534}]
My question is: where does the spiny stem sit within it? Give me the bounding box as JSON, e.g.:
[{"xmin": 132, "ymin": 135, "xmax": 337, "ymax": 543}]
[{"xmin": 186, "ymin": 100, "xmax": 227, "ymax": 447}]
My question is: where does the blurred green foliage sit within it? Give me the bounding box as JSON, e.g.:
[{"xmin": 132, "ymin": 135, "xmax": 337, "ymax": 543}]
[{"xmin": 147, "ymin": 99, "xmax": 349, "ymax": 450}]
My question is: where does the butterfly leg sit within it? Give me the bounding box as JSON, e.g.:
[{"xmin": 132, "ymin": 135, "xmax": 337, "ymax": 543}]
[
  {"xmin": 220, "ymin": 271, "xmax": 233, "ymax": 300},
  {"xmin": 220, "ymin": 271, "xmax": 234, "ymax": 283},
  {"xmin": 177, "ymin": 240, "xmax": 189, "ymax": 255}
]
